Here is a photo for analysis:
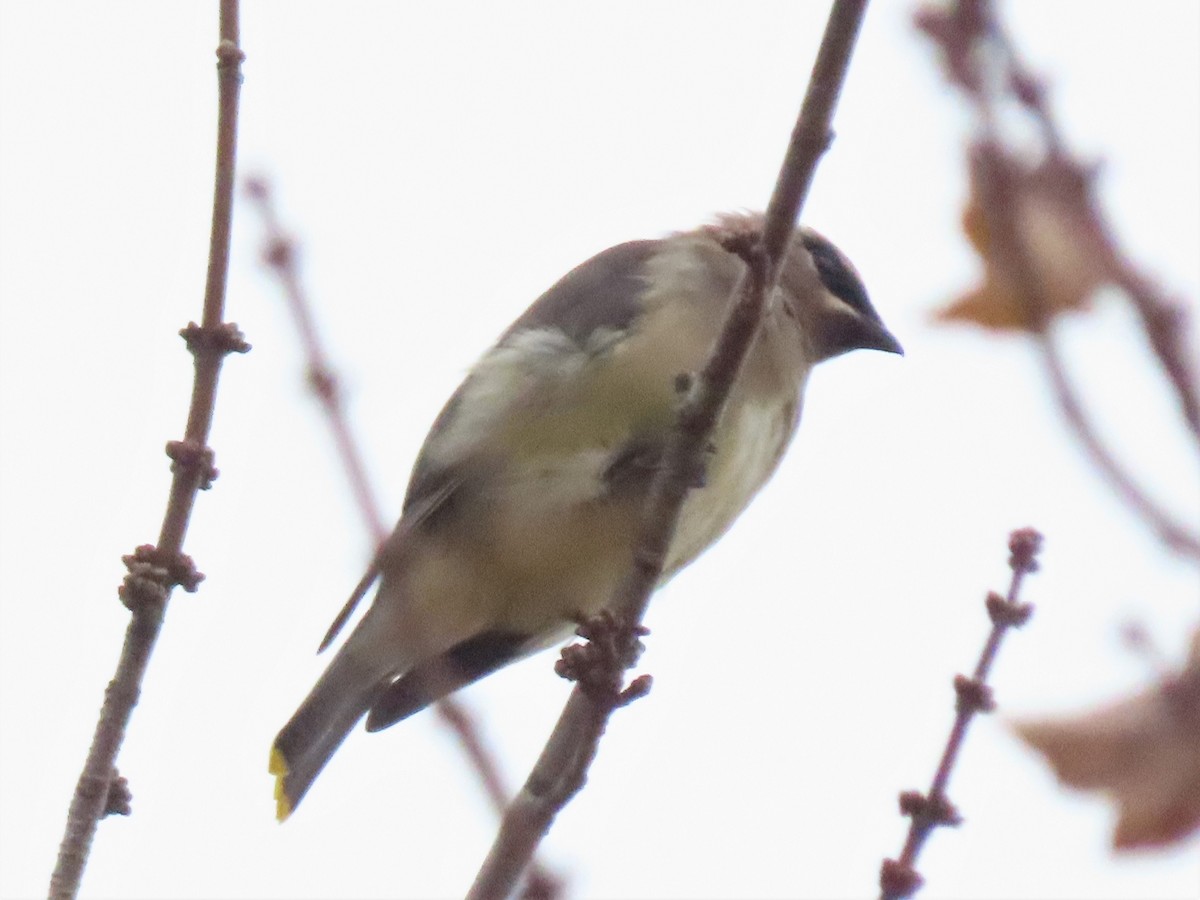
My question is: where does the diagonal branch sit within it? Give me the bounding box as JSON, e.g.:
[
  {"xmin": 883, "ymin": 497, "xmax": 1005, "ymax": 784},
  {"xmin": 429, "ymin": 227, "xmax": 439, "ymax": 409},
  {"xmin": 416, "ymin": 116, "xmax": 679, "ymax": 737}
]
[
  {"xmin": 245, "ymin": 181, "xmax": 560, "ymax": 897},
  {"xmin": 1104, "ymin": 253, "xmax": 1200, "ymax": 450},
  {"xmin": 988, "ymin": 25, "xmax": 1200, "ymax": 451},
  {"xmin": 976, "ymin": 144, "xmax": 1200, "ymax": 559},
  {"xmin": 465, "ymin": 3, "xmax": 871, "ymax": 898},
  {"xmin": 919, "ymin": 0, "xmax": 1200, "ymax": 560},
  {"xmin": 1037, "ymin": 323, "xmax": 1200, "ymax": 558},
  {"xmin": 243, "ymin": 180, "xmax": 387, "ymax": 648},
  {"xmin": 880, "ymin": 528, "xmax": 1042, "ymax": 899},
  {"xmin": 48, "ymin": 3, "xmax": 247, "ymax": 899}
]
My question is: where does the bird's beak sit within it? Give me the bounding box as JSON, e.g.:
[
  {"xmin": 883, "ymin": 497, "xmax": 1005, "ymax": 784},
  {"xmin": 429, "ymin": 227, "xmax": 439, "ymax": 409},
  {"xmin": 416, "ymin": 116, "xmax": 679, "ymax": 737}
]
[
  {"xmin": 862, "ymin": 319, "xmax": 904, "ymax": 356},
  {"xmin": 821, "ymin": 314, "xmax": 905, "ymax": 360}
]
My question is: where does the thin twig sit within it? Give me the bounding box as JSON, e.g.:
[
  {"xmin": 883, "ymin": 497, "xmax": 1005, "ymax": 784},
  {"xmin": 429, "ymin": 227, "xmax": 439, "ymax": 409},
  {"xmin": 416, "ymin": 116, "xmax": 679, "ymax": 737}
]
[
  {"xmin": 918, "ymin": 0, "xmax": 1200, "ymax": 559},
  {"xmin": 243, "ymin": 180, "xmax": 389, "ymax": 646},
  {"xmin": 976, "ymin": 146, "xmax": 1200, "ymax": 558},
  {"xmin": 879, "ymin": 528, "xmax": 1042, "ymax": 899},
  {"xmin": 243, "ymin": 181, "xmax": 500, "ymax": 809},
  {"xmin": 48, "ymin": 5, "xmax": 247, "ymax": 899},
  {"xmin": 465, "ymin": 3, "xmax": 871, "ymax": 898},
  {"xmin": 992, "ymin": 26, "xmax": 1200, "ymax": 449},
  {"xmin": 1036, "ymin": 324, "xmax": 1200, "ymax": 557},
  {"xmin": 1104, "ymin": 255, "xmax": 1200, "ymax": 448},
  {"xmin": 245, "ymin": 181, "xmax": 559, "ymax": 897}
]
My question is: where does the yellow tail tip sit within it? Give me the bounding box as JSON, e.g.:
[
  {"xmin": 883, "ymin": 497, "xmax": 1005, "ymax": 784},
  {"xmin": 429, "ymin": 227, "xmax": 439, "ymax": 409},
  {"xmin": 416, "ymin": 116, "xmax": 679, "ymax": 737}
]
[{"xmin": 269, "ymin": 745, "xmax": 293, "ymax": 822}]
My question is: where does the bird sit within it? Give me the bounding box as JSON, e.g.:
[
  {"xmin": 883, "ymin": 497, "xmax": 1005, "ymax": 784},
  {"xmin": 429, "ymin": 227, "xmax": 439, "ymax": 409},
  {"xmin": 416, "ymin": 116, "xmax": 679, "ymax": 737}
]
[{"xmin": 270, "ymin": 212, "xmax": 902, "ymax": 820}]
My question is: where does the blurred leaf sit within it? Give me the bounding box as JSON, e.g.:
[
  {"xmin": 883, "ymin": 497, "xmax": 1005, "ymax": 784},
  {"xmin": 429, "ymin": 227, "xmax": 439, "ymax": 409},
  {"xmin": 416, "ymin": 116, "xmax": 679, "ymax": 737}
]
[
  {"xmin": 1013, "ymin": 630, "xmax": 1200, "ymax": 850},
  {"xmin": 935, "ymin": 155, "xmax": 1115, "ymax": 332}
]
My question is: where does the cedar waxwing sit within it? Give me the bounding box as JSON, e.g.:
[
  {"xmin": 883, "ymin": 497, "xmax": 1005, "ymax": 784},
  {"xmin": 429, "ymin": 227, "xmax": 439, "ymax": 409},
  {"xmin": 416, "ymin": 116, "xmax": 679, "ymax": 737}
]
[{"xmin": 271, "ymin": 212, "xmax": 902, "ymax": 819}]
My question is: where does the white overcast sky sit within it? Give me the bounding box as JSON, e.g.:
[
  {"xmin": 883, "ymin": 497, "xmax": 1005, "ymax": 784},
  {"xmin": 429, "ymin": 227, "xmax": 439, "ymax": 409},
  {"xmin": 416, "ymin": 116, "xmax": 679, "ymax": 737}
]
[{"xmin": 1, "ymin": 2, "xmax": 1197, "ymax": 899}]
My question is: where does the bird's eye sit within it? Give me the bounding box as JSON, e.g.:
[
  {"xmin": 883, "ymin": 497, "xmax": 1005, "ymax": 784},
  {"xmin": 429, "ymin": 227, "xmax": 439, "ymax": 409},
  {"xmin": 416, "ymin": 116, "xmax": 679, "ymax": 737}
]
[{"xmin": 800, "ymin": 233, "xmax": 873, "ymax": 318}]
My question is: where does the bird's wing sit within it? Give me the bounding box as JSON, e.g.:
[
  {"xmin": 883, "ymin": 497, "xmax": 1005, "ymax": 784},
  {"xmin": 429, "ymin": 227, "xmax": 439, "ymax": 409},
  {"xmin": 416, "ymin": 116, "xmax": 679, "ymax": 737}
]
[
  {"xmin": 315, "ymin": 477, "xmax": 461, "ymax": 654},
  {"xmin": 317, "ymin": 239, "xmax": 665, "ymax": 655},
  {"xmin": 403, "ymin": 238, "xmax": 668, "ymax": 504}
]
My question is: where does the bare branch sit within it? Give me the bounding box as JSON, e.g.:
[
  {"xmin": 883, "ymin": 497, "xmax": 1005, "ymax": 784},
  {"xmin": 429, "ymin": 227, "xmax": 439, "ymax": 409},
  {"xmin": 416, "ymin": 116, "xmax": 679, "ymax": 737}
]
[
  {"xmin": 245, "ymin": 180, "xmax": 560, "ymax": 896},
  {"xmin": 1105, "ymin": 255, "xmax": 1200, "ymax": 449},
  {"xmin": 918, "ymin": 0, "xmax": 1200, "ymax": 559},
  {"xmin": 242, "ymin": 179, "xmax": 389, "ymax": 647},
  {"xmin": 880, "ymin": 528, "xmax": 1042, "ymax": 899},
  {"xmin": 989, "ymin": 25, "xmax": 1200, "ymax": 448},
  {"xmin": 1037, "ymin": 323, "xmax": 1200, "ymax": 557},
  {"xmin": 466, "ymin": 3, "xmax": 871, "ymax": 897},
  {"xmin": 48, "ymin": 4, "xmax": 247, "ymax": 898},
  {"xmin": 974, "ymin": 146, "xmax": 1200, "ymax": 558}
]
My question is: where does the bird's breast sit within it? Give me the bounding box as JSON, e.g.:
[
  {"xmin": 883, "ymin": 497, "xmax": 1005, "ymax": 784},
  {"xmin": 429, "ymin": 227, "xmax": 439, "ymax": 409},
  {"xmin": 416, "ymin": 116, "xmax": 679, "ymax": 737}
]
[{"xmin": 664, "ymin": 394, "xmax": 800, "ymax": 578}]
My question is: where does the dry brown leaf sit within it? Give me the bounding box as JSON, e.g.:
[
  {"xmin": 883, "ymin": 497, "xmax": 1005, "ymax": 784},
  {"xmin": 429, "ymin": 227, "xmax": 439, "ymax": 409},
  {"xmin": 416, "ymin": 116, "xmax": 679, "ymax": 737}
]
[
  {"xmin": 1013, "ymin": 642, "xmax": 1200, "ymax": 850},
  {"xmin": 934, "ymin": 154, "xmax": 1114, "ymax": 332}
]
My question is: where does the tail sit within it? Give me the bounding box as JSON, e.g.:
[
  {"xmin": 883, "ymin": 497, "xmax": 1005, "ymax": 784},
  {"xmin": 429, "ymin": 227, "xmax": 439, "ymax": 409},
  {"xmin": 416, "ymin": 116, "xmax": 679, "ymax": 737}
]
[{"xmin": 270, "ymin": 643, "xmax": 389, "ymax": 821}]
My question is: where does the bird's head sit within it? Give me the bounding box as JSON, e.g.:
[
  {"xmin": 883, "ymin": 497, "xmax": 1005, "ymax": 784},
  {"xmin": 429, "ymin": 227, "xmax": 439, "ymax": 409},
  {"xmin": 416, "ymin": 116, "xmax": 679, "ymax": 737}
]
[{"xmin": 702, "ymin": 212, "xmax": 903, "ymax": 362}]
